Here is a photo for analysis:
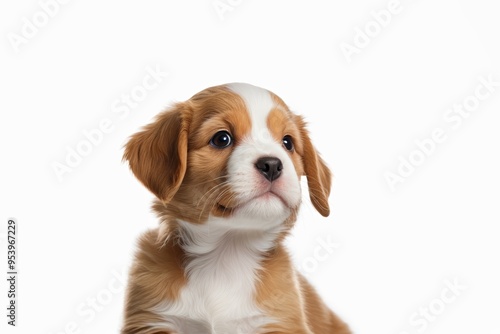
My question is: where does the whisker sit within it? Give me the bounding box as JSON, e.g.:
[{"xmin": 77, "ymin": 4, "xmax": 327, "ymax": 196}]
[{"xmin": 196, "ymin": 181, "xmax": 231, "ymax": 207}]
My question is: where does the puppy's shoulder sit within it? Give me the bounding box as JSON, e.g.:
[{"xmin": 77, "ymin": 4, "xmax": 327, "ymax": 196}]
[
  {"xmin": 129, "ymin": 227, "xmax": 186, "ymax": 301},
  {"xmin": 132, "ymin": 228, "xmax": 184, "ymax": 268}
]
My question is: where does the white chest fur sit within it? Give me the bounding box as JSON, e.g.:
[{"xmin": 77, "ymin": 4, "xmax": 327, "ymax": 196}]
[{"xmin": 150, "ymin": 219, "xmax": 281, "ymax": 334}]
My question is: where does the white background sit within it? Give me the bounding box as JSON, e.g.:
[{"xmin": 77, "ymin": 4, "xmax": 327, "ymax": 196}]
[{"xmin": 1, "ymin": 0, "xmax": 499, "ymax": 333}]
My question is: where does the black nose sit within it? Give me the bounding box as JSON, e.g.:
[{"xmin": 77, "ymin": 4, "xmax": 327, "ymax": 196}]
[{"xmin": 255, "ymin": 157, "xmax": 283, "ymax": 182}]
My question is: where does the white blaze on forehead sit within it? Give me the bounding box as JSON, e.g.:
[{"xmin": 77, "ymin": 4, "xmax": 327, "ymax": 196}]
[{"xmin": 226, "ymin": 83, "xmax": 275, "ymax": 142}]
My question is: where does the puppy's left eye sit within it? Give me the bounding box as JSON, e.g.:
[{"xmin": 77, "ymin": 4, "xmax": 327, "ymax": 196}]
[
  {"xmin": 282, "ymin": 135, "xmax": 294, "ymax": 151},
  {"xmin": 210, "ymin": 131, "xmax": 233, "ymax": 148}
]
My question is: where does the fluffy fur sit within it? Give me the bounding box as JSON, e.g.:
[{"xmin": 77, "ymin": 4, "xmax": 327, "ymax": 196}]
[{"xmin": 122, "ymin": 83, "xmax": 350, "ymax": 334}]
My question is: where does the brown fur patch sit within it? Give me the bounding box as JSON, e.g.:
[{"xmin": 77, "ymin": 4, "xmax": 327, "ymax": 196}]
[
  {"xmin": 255, "ymin": 245, "xmax": 350, "ymax": 333},
  {"xmin": 122, "ymin": 229, "xmax": 185, "ymax": 334},
  {"xmin": 266, "ymin": 105, "xmax": 305, "ymax": 178}
]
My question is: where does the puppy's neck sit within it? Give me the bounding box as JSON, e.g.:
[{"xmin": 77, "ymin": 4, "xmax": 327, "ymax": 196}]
[{"xmin": 176, "ymin": 218, "xmax": 282, "ymax": 259}]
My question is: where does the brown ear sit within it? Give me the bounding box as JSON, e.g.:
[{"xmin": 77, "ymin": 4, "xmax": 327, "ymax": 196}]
[
  {"xmin": 296, "ymin": 116, "xmax": 332, "ymax": 217},
  {"xmin": 123, "ymin": 103, "xmax": 189, "ymax": 202}
]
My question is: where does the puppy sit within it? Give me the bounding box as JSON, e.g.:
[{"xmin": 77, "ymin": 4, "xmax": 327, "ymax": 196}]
[{"xmin": 122, "ymin": 83, "xmax": 350, "ymax": 334}]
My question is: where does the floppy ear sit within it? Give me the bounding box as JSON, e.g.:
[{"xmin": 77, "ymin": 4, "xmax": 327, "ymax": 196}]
[
  {"xmin": 296, "ymin": 116, "xmax": 332, "ymax": 217},
  {"xmin": 123, "ymin": 103, "xmax": 189, "ymax": 203}
]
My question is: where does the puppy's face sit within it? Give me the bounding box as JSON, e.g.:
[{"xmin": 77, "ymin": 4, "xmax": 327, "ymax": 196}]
[{"xmin": 124, "ymin": 83, "xmax": 331, "ymax": 230}]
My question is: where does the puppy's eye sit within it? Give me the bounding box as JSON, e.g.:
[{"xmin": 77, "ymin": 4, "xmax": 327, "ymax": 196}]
[
  {"xmin": 282, "ymin": 135, "xmax": 294, "ymax": 151},
  {"xmin": 210, "ymin": 131, "xmax": 233, "ymax": 148}
]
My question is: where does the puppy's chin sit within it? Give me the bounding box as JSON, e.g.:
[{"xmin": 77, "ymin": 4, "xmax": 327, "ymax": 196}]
[
  {"xmin": 240, "ymin": 194, "xmax": 290, "ymax": 219},
  {"xmin": 213, "ymin": 194, "xmax": 292, "ymax": 231}
]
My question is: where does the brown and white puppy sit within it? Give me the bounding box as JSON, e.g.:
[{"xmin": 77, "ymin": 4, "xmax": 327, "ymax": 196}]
[{"xmin": 122, "ymin": 83, "xmax": 350, "ymax": 334}]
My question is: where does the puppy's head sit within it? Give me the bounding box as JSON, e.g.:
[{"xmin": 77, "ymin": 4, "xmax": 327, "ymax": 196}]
[{"xmin": 124, "ymin": 83, "xmax": 331, "ymax": 230}]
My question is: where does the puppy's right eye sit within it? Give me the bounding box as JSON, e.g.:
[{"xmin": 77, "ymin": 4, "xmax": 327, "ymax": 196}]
[{"xmin": 210, "ymin": 131, "xmax": 233, "ymax": 148}]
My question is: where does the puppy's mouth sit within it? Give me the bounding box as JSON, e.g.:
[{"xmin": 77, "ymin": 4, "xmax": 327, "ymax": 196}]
[
  {"xmin": 215, "ymin": 202, "xmax": 234, "ymax": 215},
  {"xmin": 215, "ymin": 191, "xmax": 289, "ymax": 216},
  {"xmin": 252, "ymin": 191, "xmax": 288, "ymax": 205}
]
